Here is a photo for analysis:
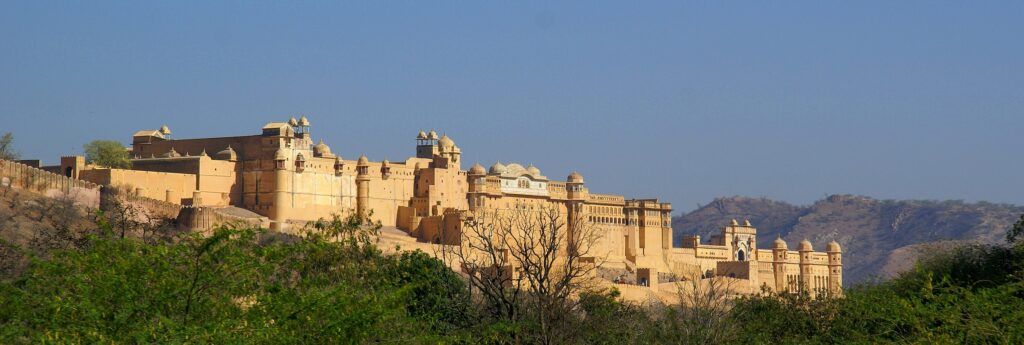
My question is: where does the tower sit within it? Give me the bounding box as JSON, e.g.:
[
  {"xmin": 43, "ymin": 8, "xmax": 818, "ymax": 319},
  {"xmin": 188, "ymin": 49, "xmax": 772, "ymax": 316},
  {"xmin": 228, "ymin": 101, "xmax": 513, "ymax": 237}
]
[
  {"xmin": 772, "ymin": 237, "xmax": 788, "ymax": 292},
  {"xmin": 416, "ymin": 130, "xmax": 439, "ymax": 159},
  {"xmin": 467, "ymin": 163, "xmax": 487, "ymax": 211},
  {"xmin": 270, "ymin": 147, "xmax": 290, "ymax": 230},
  {"xmin": 827, "ymin": 240, "xmax": 843, "ymax": 296},
  {"xmin": 356, "ymin": 155, "xmax": 370, "ymax": 216},
  {"xmin": 565, "ymin": 171, "xmax": 587, "ymax": 241},
  {"xmin": 798, "ymin": 239, "xmax": 814, "ymax": 294}
]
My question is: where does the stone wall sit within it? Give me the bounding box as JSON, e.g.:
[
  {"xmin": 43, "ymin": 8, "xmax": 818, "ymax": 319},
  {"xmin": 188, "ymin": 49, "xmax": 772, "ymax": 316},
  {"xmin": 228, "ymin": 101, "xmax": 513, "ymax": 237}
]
[{"xmin": 0, "ymin": 159, "xmax": 100, "ymax": 208}]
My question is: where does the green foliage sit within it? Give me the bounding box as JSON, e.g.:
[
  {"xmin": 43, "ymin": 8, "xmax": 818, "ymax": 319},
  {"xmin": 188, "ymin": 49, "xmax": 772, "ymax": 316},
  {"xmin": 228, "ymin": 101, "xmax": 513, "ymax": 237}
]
[
  {"xmin": 1008, "ymin": 214, "xmax": 1024, "ymax": 244},
  {"xmin": 0, "ymin": 132, "xmax": 17, "ymax": 160},
  {"xmin": 0, "ymin": 214, "xmax": 469, "ymax": 343},
  {"xmin": 83, "ymin": 139, "xmax": 130, "ymax": 169},
  {"xmin": 730, "ymin": 240, "xmax": 1024, "ymax": 344},
  {"xmin": 3, "ymin": 211, "xmax": 1023, "ymax": 343}
]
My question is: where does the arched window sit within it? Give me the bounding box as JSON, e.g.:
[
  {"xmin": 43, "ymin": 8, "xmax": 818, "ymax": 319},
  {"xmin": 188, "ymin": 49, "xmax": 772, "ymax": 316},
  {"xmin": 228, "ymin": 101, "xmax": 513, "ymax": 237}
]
[
  {"xmin": 517, "ymin": 178, "xmax": 530, "ymax": 188},
  {"xmin": 737, "ymin": 249, "xmax": 746, "ymax": 262}
]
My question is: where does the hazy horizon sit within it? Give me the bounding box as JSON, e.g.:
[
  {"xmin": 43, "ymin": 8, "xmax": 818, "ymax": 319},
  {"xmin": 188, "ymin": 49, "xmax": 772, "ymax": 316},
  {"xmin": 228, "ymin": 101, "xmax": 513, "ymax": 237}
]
[{"xmin": 3, "ymin": 2, "xmax": 1021, "ymax": 213}]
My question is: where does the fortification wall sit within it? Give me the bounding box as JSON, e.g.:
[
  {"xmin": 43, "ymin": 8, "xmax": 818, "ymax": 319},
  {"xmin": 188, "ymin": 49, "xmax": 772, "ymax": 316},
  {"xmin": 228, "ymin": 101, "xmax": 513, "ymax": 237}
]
[
  {"xmin": 177, "ymin": 206, "xmax": 270, "ymax": 233},
  {"xmin": 81, "ymin": 168, "xmax": 197, "ymax": 204},
  {"xmin": 0, "ymin": 159, "xmax": 100, "ymax": 208}
]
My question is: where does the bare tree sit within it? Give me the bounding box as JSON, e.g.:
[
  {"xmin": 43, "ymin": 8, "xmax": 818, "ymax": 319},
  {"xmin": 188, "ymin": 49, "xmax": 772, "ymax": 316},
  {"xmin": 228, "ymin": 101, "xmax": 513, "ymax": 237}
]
[
  {"xmin": 440, "ymin": 208, "xmax": 522, "ymax": 322},
  {"xmin": 29, "ymin": 191, "xmax": 86, "ymax": 252},
  {"xmin": 0, "ymin": 132, "xmax": 18, "ymax": 161},
  {"xmin": 664, "ymin": 273, "xmax": 741, "ymax": 344},
  {"xmin": 441, "ymin": 201, "xmax": 603, "ymax": 344}
]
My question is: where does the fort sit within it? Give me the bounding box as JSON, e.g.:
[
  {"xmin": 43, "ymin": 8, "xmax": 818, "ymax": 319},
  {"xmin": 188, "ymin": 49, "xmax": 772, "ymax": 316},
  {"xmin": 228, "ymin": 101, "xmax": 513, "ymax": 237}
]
[{"xmin": 12, "ymin": 117, "xmax": 841, "ymax": 299}]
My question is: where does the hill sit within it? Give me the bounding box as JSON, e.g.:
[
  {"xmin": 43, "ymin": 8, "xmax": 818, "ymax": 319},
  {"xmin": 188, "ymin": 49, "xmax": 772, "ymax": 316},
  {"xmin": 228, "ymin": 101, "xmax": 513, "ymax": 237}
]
[{"xmin": 672, "ymin": 195, "xmax": 1024, "ymax": 284}]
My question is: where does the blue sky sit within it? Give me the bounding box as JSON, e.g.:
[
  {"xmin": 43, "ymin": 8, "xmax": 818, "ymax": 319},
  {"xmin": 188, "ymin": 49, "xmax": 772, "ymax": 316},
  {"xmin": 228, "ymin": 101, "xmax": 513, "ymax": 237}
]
[{"xmin": 2, "ymin": 1, "xmax": 1021, "ymax": 212}]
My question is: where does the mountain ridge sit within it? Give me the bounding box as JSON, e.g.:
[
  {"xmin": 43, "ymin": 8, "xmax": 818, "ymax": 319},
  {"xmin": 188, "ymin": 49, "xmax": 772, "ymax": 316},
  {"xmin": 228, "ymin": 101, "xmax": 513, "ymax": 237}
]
[{"xmin": 672, "ymin": 194, "xmax": 1024, "ymax": 284}]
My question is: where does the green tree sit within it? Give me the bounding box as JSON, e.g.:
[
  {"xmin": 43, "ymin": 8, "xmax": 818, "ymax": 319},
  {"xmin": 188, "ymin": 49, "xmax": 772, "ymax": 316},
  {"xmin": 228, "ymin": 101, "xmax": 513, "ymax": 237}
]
[
  {"xmin": 1007, "ymin": 214, "xmax": 1024, "ymax": 244},
  {"xmin": 83, "ymin": 140, "xmax": 130, "ymax": 168},
  {"xmin": 0, "ymin": 132, "xmax": 18, "ymax": 160}
]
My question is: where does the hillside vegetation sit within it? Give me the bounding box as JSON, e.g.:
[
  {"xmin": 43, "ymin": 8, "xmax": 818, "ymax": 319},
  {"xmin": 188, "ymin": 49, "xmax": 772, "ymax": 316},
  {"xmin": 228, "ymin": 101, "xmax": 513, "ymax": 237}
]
[
  {"xmin": 2, "ymin": 185, "xmax": 1023, "ymax": 343},
  {"xmin": 673, "ymin": 195, "xmax": 1024, "ymax": 283}
]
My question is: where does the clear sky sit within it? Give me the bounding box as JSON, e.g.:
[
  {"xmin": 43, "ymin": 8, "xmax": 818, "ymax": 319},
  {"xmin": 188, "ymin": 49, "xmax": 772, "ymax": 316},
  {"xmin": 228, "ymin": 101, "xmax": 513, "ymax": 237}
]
[{"xmin": 2, "ymin": 1, "xmax": 1021, "ymax": 213}]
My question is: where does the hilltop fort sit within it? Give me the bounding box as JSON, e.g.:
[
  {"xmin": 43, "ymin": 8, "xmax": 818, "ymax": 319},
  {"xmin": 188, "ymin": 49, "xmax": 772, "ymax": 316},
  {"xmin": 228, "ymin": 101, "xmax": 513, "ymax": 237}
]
[{"xmin": 6, "ymin": 117, "xmax": 841, "ymax": 298}]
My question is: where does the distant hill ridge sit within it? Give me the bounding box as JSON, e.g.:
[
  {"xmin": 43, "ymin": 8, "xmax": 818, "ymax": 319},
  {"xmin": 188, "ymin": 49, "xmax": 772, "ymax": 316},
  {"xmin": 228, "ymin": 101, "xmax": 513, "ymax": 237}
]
[{"xmin": 672, "ymin": 195, "xmax": 1024, "ymax": 284}]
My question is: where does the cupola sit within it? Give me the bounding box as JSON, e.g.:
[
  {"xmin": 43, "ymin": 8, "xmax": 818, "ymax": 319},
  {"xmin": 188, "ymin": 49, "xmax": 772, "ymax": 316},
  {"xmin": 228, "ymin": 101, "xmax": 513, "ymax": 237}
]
[
  {"xmin": 216, "ymin": 145, "xmax": 237, "ymax": 161},
  {"xmin": 313, "ymin": 139, "xmax": 332, "ymax": 157},
  {"xmin": 826, "ymin": 240, "xmax": 842, "ymax": 253},
  {"xmin": 489, "ymin": 161, "xmax": 506, "ymax": 175},
  {"xmin": 798, "ymin": 239, "xmax": 814, "ymax": 252}
]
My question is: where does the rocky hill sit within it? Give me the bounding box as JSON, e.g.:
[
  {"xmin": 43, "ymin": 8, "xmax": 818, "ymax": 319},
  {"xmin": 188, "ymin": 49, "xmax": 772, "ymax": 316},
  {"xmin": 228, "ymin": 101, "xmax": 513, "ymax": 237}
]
[{"xmin": 672, "ymin": 195, "xmax": 1024, "ymax": 284}]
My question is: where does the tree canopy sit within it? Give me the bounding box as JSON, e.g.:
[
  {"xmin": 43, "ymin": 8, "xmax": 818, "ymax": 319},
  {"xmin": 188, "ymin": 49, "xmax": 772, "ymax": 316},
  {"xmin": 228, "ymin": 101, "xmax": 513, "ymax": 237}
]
[{"xmin": 83, "ymin": 140, "xmax": 130, "ymax": 168}]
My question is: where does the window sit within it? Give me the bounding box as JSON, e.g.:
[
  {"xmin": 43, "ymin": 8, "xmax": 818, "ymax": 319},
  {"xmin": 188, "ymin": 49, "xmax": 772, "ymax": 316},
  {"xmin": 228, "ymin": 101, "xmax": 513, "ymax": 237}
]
[{"xmin": 517, "ymin": 178, "xmax": 530, "ymax": 188}]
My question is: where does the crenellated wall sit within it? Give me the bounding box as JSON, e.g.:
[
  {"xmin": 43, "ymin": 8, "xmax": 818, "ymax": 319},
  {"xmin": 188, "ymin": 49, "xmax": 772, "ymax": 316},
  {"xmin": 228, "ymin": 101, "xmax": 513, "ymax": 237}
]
[{"xmin": 0, "ymin": 159, "xmax": 100, "ymax": 208}]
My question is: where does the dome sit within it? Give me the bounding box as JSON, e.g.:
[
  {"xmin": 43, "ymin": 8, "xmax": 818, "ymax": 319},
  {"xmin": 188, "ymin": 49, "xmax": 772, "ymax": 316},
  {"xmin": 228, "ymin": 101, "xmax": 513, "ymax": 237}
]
[
  {"xmin": 826, "ymin": 240, "xmax": 842, "ymax": 253},
  {"xmin": 798, "ymin": 239, "xmax": 814, "ymax": 251},
  {"xmin": 469, "ymin": 163, "xmax": 486, "ymax": 175},
  {"xmin": 427, "ymin": 130, "xmax": 438, "ymax": 140},
  {"xmin": 274, "ymin": 148, "xmax": 288, "ymax": 161},
  {"xmin": 357, "ymin": 154, "xmax": 369, "ymax": 166},
  {"xmin": 505, "ymin": 163, "xmax": 525, "ymax": 172},
  {"xmin": 743, "ymin": 219, "xmax": 752, "ymax": 227},
  {"xmin": 773, "ymin": 237, "xmax": 788, "ymax": 250},
  {"xmin": 489, "ymin": 161, "xmax": 506, "ymax": 174},
  {"xmin": 526, "ymin": 164, "xmax": 541, "ymax": 176},
  {"xmin": 295, "ymin": 152, "xmax": 306, "ymax": 162},
  {"xmin": 730, "ymin": 219, "xmax": 739, "ymax": 226},
  {"xmin": 381, "ymin": 159, "xmax": 390, "ymax": 167},
  {"xmin": 159, "ymin": 125, "xmax": 171, "ymax": 136},
  {"xmin": 298, "ymin": 115, "xmax": 310, "ymax": 126},
  {"xmin": 162, "ymin": 148, "xmax": 180, "ymax": 158},
  {"xmin": 216, "ymin": 145, "xmax": 237, "ymax": 161},
  {"xmin": 438, "ymin": 134, "xmax": 455, "ymax": 149},
  {"xmin": 416, "ymin": 131, "xmax": 427, "ymax": 140},
  {"xmin": 313, "ymin": 139, "xmax": 332, "ymax": 157},
  {"xmin": 288, "ymin": 117, "xmax": 298, "ymax": 127},
  {"xmin": 567, "ymin": 171, "xmax": 584, "ymax": 183}
]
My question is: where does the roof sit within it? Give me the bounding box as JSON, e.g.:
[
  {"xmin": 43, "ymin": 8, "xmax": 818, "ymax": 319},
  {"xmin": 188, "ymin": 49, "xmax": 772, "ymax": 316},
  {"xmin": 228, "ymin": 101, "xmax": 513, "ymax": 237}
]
[
  {"xmin": 469, "ymin": 163, "xmax": 486, "ymax": 175},
  {"xmin": 567, "ymin": 171, "xmax": 584, "ymax": 183},
  {"xmin": 263, "ymin": 122, "xmax": 290, "ymax": 130},
  {"xmin": 798, "ymin": 239, "xmax": 814, "ymax": 251},
  {"xmin": 491, "ymin": 162, "xmax": 547, "ymax": 180},
  {"xmin": 133, "ymin": 130, "xmax": 163, "ymax": 138}
]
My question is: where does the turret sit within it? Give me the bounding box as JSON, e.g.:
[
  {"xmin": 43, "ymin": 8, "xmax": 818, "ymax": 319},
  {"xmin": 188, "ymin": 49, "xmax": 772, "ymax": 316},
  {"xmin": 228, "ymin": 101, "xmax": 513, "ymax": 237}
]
[
  {"xmin": 566, "ymin": 171, "xmax": 587, "ymax": 200},
  {"xmin": 356, "ymin": 155, "xmax": 370, "ymax": 216},
  {"xmin": 798, "ymin": 239, "xmax": 814, "ymax": 293},
  {"xmin": 380, "ymin": 159, "xmax": 391, "ymax": 179},
  {"xmin": 333, "ymin": 156, "xmax": 344, "ymax": 176},
  {"xmin": 294, "ymin": 152, "xmax": 306, "ymax": 173},
  {"xmin": 827, "ymin": 240, "xmax": 843, "ymax": 295},
  {"xmin": 271, "ymin": 147, "xmax": 291, "ymax": 230},
  {"xmin": 467, "ymin": 163, "xmax": 487, "ymax": 210},
  {"xmin": 772, "ymin": 236, "xmax": 788, "ymax": 292},
  {"xmin": 416, "ymin": 130, "xmax": 439, "ymax": 159}
]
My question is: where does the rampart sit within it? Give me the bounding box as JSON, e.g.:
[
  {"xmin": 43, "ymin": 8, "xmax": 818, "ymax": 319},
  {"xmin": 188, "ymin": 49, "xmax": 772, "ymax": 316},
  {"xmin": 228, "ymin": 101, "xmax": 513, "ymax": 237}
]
[{"xmin": 0, "ymin": 159, "xmax": 100, "ymax": 208}]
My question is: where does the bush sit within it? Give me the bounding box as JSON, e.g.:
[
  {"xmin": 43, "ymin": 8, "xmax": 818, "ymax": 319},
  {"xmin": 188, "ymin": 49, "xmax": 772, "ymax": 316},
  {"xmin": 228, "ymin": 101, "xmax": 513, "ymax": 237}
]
[{"xmin": 0, "ymin": 218, "xmax": 471, "ymax": 343}]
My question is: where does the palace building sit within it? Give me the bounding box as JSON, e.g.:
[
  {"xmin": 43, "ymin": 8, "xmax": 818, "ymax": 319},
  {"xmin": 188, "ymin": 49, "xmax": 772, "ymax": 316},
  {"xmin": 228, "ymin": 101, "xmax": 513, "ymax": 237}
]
[{"xmin": 53, "ymin": 117, "xmax": 841, "ymax": 296}]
